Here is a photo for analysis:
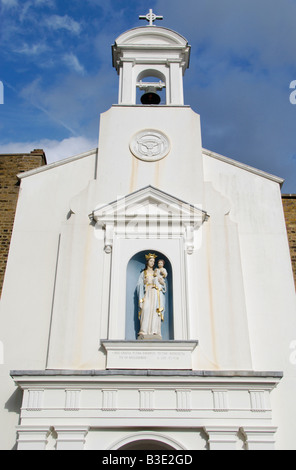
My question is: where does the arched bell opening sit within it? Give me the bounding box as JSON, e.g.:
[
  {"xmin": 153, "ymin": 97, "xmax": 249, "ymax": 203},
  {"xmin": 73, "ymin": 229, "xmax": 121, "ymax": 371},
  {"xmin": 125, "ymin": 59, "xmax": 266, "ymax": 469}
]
[
  {"xmin": 125, "ymin": 250, "xmax": 174, "ymax": 340},
  {"xmin": 136, "ymin": 69, "xmax": 167, "ymax": 105}
]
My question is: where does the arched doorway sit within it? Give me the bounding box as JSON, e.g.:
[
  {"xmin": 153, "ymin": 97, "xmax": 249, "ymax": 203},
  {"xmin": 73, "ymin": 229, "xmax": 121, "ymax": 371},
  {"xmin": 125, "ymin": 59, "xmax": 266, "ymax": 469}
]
[
  {"xmin": 110, "ymin": 433, "xmax": 185, "ymax": 451},
  {"xmin": 118, "ymin": 439, "xmax": 176, "ymax": 450},
  {"xmin": 125, "ymin": 250, "xmax": 174, "ymax": 340}
]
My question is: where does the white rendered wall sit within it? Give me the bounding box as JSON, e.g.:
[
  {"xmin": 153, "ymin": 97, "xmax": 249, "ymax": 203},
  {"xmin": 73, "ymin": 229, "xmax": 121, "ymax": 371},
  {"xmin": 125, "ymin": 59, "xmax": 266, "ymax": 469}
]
[
  {"xmin": 0, "ymin": 151, "xmax": 97, "ymax": 450},
  {"xmin": 95, "ymin": 105, "xmax": 204, "ymax": 206},
  {"xmin": 202, "ymin": 151, "xmax": 296, "ymax": 449},
  {"xmin": 0, "ymin": 106, "xmax": 296, "ymax": 449},
  {"xmin": 46, "ymin": 105, "xmax": 205, "ymax": 370}
]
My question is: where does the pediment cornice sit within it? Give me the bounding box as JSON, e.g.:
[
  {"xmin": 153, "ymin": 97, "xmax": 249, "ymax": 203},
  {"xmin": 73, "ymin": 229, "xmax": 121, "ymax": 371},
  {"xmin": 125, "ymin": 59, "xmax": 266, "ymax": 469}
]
[
  {"xmin": 90, "ymin": 186, "xmax": 209, "ymax": 254},
  {"xmin": 90, "ymin": 185, "xmax": 208, "ymax": 224}
]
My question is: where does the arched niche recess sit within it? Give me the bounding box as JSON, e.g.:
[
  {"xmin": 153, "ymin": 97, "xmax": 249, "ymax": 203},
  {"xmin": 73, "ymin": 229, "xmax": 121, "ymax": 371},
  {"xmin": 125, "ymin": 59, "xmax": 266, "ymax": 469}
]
[{"xmin": 125, "ymin": 250, "xmax": 174, "ymax": 340}]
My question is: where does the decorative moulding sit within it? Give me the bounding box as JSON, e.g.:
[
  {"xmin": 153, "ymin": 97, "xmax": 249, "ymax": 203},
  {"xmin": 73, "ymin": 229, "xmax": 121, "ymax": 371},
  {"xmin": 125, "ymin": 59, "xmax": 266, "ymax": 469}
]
[
  {"xmin": 129, "ymin": 129, "xmax": 170, "ymax": 162},
  {"xmin": 112, "ymin": 26, "xmax": 191, "ymax": 73},
  {"xmin": 90, "ymin": 185, "xmax": 209, "ymax": 254}
]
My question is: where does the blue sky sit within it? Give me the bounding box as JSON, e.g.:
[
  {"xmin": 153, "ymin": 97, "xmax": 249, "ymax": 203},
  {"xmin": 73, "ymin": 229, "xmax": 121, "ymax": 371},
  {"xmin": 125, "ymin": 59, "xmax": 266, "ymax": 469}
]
[{"xmin": 0, "ymin": 0, "xmax": 296, "ymax": 193}]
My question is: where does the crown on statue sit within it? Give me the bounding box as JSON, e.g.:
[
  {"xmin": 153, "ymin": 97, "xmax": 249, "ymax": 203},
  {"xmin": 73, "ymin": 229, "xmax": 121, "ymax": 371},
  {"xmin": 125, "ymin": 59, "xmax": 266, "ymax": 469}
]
[{"xmin": 145, "ymin": 253, "xmax": 158, "ymax": 260}]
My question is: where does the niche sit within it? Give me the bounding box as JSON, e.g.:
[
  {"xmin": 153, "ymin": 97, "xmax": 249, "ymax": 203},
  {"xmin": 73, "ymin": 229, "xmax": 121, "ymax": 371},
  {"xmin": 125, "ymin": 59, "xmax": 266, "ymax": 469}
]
[{"xmin": 125, "ymin": 250, "xmax": 174, "ymax": 340}]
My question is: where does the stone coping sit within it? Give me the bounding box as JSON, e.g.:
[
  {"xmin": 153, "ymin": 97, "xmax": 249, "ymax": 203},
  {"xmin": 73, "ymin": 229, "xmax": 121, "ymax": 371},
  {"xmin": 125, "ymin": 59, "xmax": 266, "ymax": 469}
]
[{"xmin": 11, "ymin": 369, "xmax": 283, "ymax": 378}]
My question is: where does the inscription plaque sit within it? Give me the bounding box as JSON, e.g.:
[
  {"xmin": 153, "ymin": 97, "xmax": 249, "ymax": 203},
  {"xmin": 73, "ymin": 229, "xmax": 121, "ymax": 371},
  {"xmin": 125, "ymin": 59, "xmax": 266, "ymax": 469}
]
[{"xmin": 101, "ymin": 341, "xmax": 198, "ymax": 370}]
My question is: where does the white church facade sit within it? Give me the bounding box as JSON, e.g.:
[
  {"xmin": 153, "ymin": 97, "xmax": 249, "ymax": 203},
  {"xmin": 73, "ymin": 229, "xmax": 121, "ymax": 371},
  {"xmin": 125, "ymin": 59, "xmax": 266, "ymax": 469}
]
[{"xmin": 1, "ymin": 12, "xmax": 296, "ymax": 451}]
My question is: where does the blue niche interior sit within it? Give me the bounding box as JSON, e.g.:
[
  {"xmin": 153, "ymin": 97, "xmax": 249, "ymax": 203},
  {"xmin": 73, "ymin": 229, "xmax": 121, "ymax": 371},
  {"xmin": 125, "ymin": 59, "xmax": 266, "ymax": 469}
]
[{"xmin": 125, "ymin": 250, "xmax": 174, "ymax": 340}]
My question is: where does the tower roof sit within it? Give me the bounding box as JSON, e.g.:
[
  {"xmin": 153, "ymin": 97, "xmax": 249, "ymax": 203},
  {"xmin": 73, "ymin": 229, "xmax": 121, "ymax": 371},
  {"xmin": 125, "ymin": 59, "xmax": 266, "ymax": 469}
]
[{"xmin": 112, "ymin": 26, "xmax": 191, "ymax": 74}]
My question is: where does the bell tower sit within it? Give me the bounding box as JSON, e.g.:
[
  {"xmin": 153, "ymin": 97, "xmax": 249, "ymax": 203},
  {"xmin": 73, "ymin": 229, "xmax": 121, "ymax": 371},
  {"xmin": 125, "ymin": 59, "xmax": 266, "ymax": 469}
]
[
  {"xmin": 95, "ymin": 10, "xmax": 203, "ymax": 206},
  {"xmin": 87, "ymin": 11, "xmax": 207, "ymax": 351},
  {"xmin": 112, "ymin": 9, "xmax": 191, "ymax": 105}
]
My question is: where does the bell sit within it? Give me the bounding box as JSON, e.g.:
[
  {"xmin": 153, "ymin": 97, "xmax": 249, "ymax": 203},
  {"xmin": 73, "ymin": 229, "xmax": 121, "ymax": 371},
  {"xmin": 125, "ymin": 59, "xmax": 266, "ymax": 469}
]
[{"xmin": 141, "ymin": 91, "xmax": 161, "ymax": 105}]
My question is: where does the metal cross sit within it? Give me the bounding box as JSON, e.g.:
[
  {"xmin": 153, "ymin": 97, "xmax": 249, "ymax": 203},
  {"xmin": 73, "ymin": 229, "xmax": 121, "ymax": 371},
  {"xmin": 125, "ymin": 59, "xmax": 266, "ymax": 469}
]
[{"xmin": 139, "ymin": 9, "xmax": 163, "ymax": 26}]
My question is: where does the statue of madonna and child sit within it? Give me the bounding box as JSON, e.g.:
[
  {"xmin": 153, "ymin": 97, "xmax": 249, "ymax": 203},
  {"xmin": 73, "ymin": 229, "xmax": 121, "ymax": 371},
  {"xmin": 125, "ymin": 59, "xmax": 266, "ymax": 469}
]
[{"xmin": 137, "ymin": 253, "xmax": 168, "ymax": 340}]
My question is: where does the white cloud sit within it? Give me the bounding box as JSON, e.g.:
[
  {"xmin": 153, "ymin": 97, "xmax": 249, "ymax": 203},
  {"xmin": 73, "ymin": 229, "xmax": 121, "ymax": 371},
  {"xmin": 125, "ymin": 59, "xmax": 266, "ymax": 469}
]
[
  {"xmin": 1, "ymin": 0, "xmax": 19, "ymax": 8},
  {"xmin": 63, "ymin": 53, "xmax": 85, "ymax": 74},
  {"xmin": 34, "ymin": 0, "xmax": 55, "ymax": 5},
  {"xmin": 44, "ymin": 14, "xmax": 81, "ymax": 34},
  {"xmin": 0, "ymin": 136, "xmax": 97, "ymax": 164},
  {"xmin": 15, "ymin": 42, "xmax": 49, "ymax": 56},
  {"xmin": 1, "ymin": 0, "xmax": 55, "ymax": 8}
]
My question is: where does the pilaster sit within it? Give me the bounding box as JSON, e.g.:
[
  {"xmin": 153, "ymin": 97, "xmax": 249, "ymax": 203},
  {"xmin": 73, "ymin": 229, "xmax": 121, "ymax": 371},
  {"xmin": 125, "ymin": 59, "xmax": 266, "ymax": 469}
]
[
  {"xmin": 16, "ymin": 425, "xmax": 50, "ymax": 450},
  {"xmin": 203, "ymin": 426, "xmax": 239, "ymax": 450},
  {"xmin": 54, "ymin": 426, "xmax": 90, "ymax": 450},
  {"xmin": 241, "ymin": 426, "xmax": 277, "ymax": 451}
]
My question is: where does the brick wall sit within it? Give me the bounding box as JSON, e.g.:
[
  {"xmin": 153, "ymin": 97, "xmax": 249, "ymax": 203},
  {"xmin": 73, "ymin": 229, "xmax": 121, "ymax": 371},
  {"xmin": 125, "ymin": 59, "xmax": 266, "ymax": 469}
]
[
  {"xmin": 282, "ymin": 194, "xmax": 296, "ymax": 289},
  {"xmin": 0, "ymin": 150, "xmax": 46, "ymax": 295}
]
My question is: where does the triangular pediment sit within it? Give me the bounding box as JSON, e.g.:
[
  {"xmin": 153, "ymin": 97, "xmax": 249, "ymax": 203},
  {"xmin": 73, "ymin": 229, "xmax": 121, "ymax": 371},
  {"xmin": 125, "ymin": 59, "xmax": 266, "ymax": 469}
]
[{"xmin": 91, "ymin": 186, "xmax": 208, "ymax": 226}]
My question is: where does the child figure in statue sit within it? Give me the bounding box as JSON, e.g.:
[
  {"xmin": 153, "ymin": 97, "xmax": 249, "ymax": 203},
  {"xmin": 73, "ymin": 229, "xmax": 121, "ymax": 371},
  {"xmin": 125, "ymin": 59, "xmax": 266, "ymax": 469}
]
[{"xmin": 154, "ymin": 259, "xmax": 168, "ymax": 284}]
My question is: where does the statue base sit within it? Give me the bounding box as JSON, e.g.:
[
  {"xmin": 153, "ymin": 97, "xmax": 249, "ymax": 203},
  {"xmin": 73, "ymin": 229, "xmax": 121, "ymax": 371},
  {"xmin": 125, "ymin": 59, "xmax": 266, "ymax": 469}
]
[
  {"xmin": 101, "ymin": 340, "xmax": 199, "ymax": 370},
  {"xmin": 137, "ymin": 334, "xmax": 162, "ymax": 341}
]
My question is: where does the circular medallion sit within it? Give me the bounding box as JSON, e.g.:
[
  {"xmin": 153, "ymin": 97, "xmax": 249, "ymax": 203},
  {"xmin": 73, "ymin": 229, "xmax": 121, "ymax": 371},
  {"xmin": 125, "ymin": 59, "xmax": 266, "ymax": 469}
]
[{"xmin": 130, "ymin": 129, "xmax": 170, "ymax": 162}]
